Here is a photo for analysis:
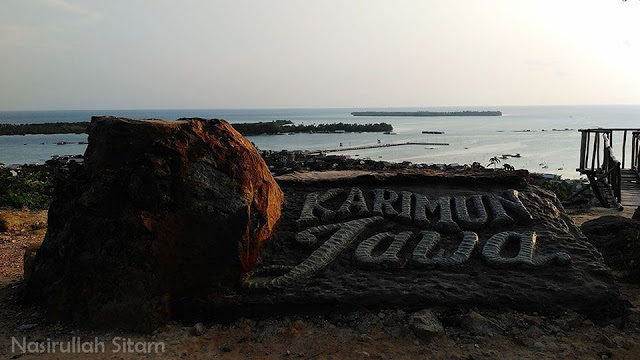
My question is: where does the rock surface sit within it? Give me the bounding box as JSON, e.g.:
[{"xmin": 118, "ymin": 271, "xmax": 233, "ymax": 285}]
[
  {"xmin": 459, "ymin": 311, "xmax": 502, "ymax": 336},
  {"xmin": 409, "ymin": 309, "xmax": 444, "ymax": 339},
  {"xmin": 225, "ymin": 171, "xmax": 624, "ymax": 321},
  {"xmin": 581, "ymin": 215, "xmax": 640, "ymax": 282},
  {"xmin": 26, "ymin": 116, "xmax": 284, "ymax": 331}
]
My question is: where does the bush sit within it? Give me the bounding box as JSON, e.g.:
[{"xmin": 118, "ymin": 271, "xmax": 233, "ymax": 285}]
[
  {"xmin": 0, "ymin": 166, "xmax": 53, "ymax": 210},
  {"xmin": 540, "ymin": 180, "xmax": 570, "ymax": 201}
]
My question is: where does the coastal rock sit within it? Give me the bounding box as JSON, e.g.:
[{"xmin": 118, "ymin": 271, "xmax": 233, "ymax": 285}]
[
  {"xmin": 409, "ymin": 309, "xmax": 444, "ymax": 340},
  {"xmin": 191, "ymin": 322, "xmax": 206, "ymax": 336},
  {"xmin": 459, "ymin": 311, "xmax": 502, "ymax": 337},
  {"xmin": 230, "ymin": 171, "xmax": 623, "ymax": 322},
  {"xmin": 581, "ymin": 216, "xmax": 640, "ymax": 282},
  {"xmin": 26, "ymin": 116, "xmax": 284, "ymax": 331}
]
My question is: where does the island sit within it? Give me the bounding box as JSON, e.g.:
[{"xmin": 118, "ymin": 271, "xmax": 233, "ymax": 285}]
[
  {"xmin": 351, "ymin": 110, "xmax": 502, "ymax": 117},
  {"xmin": 0, "ymin": 120, "xmax": 393, "ymax": 136},
  {"xmin": 230, "ymin": 120, "xmax": 393, "ymax": 135},
  {"xmin": 0, "ymin": 122, "xmax": 90, "ymax": 136}
]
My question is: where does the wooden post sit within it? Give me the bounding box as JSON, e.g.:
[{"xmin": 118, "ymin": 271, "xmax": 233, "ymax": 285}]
[
  {"xmin": 637, "ymin": 133, "xmax": 640, "ymax": 171},
  {"xmin": 605, "ymin": 143, "xmax": 609, "ymax": 172},
  {"xmin": 597, "ymin": 134, "xmax": 601, "ymax": 170},
  {"xmin": 615, "ymin": 164, "xmax": 622, "ymax": 202},
  {"xmin": 591, "ymin": 134, "xmax": 598, "ymax": 171},
  {"xmin": 579, "ymin": 131, "xmax": 587, "ymax": 170},
  {"xmin": 631, "ymin": 132, "xmax": 638, "ymax": 171},
  {"xmin": 631, "ymin": 134, "xmax": 638, "ymax": 170},
  {"xmin": 636, "ymin": 133, "xmax": 639, "ymax": 170},
  {"xmin": 633, "ymin": 133, "xmax": 637, "ymax": 170},
  {"xmin": 585, "ymin": 132, "xmax": 591, "ymax": 170},
  {"xmin": 638, "ymin": 133, "xmax": 640, "ymax": 174},
  {"xmin": 622, "ymin": 130, "xmax": 628, "ymax": 169},
  {"xmin": 609, "ymin": 131, "xmax": 613, "ymax": 170},
  {"xmin": 587, "ymin": 173, "xmax": 610, "ymax": 208},
  {"xmin": 632, "ymin": 133, "xmax": 636, "ymax": 170}
]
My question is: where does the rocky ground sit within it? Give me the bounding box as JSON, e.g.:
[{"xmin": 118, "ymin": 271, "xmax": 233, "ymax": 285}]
[
  {"xmin": 0, "ymin": 207, "xmax": 639, "ymax": 359},
  {"xmin": 0, "ymin": 149, "xmax": 635, "ymax": 359}
]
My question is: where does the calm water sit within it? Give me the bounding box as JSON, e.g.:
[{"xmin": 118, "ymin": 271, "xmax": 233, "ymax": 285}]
[{"xmin": 1, "ymin": 105, "xmax": 639, "ymax": 179}]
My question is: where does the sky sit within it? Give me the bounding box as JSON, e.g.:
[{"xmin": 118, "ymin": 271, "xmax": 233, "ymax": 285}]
[{"xmin": 1, "ymin": 0, "xmax": 639, "ymax": 110}]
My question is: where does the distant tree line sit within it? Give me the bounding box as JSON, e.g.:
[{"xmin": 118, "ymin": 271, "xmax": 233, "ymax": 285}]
[
  {"xmin": 230, "ymin": 120, "xmax": 292, "ymax": 135},
  {"xmin": 0, "ymin": 119, "xmax": 393, "ymax": 136},
  {"xmin": 231, "ymin": 120, "xmax": 393, "ymax": 135},
  {"xmin": 0, "ymin": 122, "xmax": 89, "ymax": 136}
]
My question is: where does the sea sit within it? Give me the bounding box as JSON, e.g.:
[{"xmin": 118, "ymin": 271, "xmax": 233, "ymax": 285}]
[{"xmin": 1, "ymin": 105, "xmax": 639, "ymax": 180}]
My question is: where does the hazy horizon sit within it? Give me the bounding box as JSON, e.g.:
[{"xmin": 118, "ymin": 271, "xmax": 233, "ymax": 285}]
[
  {"xmin": 2, "ymin": 0, "xmax": 640, "ymax": 111},
  {"xmin": 2, "ymin": 104, "xmax": 640, "ymax": 113}
]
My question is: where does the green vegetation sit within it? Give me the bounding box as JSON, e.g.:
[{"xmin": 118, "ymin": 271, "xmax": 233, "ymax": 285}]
[
  {"xmin": 230, "ymin": 120, "xmax": 291, "ymax": 135},
  {"xmin": 539, "ymin": 180, "xmax": 570, "ymax": 201},
  {"xmin": 0, "ymin": 165, "xmax": 54, "ymax": 210},
  {"xmin": 0, "ymin": 122, "xmax": 89, "ymax": 136},
  {"xmin": 487, "ymin": 156, "xmax": 501, "ymax": 169},
  {"xmin": 231, "ymin": 120, "xmax": 393, "ymax": 135},
  {"xmin": 0, "ymin": 120, "xmax": 392, "ymax": 136}
]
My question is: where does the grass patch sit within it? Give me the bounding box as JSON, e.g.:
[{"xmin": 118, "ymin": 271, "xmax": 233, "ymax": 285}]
[
  {"xmin": 0, "ymin": 165, "xmax": 54, "ymax": 210},
  {"xmin": 538, "ymin": 180, "xmax": 570, "ymax": 201}
]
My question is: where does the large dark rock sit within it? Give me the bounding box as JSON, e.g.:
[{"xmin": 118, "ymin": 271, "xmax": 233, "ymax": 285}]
[
  {"xmin": 26, "ymin": 116, "xmax": 284, "ymax": 331},
  {"xmin": 581, "ymin": 215, "xmax": 640, "ymax": 282},
  {"xmin": 221, "ymin": 171, "xmax": 624, "ymax": 321}
]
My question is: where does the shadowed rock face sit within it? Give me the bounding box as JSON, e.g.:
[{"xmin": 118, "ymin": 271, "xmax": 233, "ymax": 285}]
[
  {"xmin": 581, "ymin": 215, "xmax": 640, "ymax": 283},
  {"xmin": 26, "ymin": 116, "xmax": 284, "ymax": 331}
]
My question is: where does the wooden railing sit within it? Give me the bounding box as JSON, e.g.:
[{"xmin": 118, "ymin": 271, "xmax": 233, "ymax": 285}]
[
  {"xmin": 578, "ymin": 128, "xmax": 640, "ymax": 206},
  {"xmin": 579, "ymin": 129, "xmax": 640, "ymax": 172}
]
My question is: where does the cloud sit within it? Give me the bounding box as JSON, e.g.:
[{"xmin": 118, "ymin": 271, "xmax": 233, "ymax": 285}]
[
  {"xmin": 0, "ymin": 24, "xmax": 63, "ymax": 48},
  {"xmin": 0, "ymin": 0, "xmax": 97, "ymax": 50},
  {"xmin": 525, "ymin": 59, "xmax": 558, "ymax": 72},
  {"xmin": 525, "ymin": 59, "xmax": 569, "ymax": 78},
  {"xmin": 0, "ymin": 25, "xmax": 36, "ymax": 47},
  {"xmin": 43, "ymin": 0, "xmax": 102, "ymax": 25}
]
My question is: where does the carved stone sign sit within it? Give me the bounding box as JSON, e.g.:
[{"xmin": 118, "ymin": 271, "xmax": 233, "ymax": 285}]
[{"xmin": 223, "ymin": 171, "xmax": 622, "ymax": 319}]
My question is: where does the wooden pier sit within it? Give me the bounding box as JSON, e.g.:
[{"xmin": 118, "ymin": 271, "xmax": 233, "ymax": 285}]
[
  {"xmin": 322, "ymin": 141, "xmax": 449, "ymax": 153},
  {"xmin": 577, "ymin": 128, "xmax": 640, "ymax": 209}
]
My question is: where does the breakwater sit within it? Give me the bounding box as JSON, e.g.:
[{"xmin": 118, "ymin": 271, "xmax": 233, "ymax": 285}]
[{"xmin": 322, "ymin": 141, "xmax": 449, "ymax": 153}]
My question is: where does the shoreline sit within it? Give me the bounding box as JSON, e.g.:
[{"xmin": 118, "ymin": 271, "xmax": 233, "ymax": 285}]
[
  {"xmin": 1, "ymin": 151, "xmax": 590, "ymax": 216},
  {"xmin": 0, "ymin": 149, "xmax": 581, "ymax": 180},
  {"xmin": 0, "ymin": 108, "xmax": 603, "ymax": 179}
]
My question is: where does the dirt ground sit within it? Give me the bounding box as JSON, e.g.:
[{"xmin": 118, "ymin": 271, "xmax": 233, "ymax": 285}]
[
  {"xmin": 564, "ymin": 207, "xmax": 629, "ymax": 227},
  {"xmin": 1, "ymin": 208, "xmax": 640, "ymax": 359}
]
